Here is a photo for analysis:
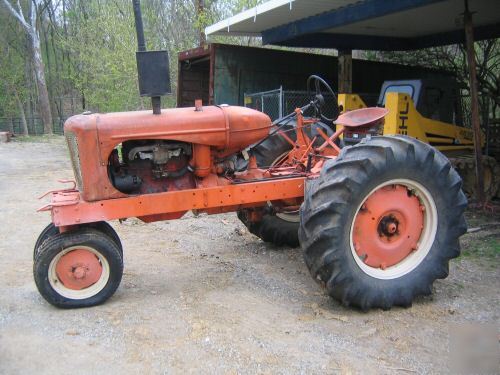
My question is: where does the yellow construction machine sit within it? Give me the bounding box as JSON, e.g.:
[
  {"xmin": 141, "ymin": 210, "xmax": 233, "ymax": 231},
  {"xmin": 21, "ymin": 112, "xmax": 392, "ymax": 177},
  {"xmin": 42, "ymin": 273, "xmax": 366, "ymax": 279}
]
[{"xmin": 338, "ymin": 79, "xmax": 499, "ymax": 200}]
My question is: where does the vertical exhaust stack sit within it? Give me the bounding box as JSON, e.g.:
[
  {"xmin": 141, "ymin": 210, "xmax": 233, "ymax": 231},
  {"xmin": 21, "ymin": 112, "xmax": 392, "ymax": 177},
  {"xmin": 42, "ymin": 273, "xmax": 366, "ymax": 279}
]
[
  {"xmin": 133, "ymin": 0, "xmax": 146, "ymax": 52},
  {"xmin": 132, "ymin": 0, "xmax": 171, "ymax": 115}
]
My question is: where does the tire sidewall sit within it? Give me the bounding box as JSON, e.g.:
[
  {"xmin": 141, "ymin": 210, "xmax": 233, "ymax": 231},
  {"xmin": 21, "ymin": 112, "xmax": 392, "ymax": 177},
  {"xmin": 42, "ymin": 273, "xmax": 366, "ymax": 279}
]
[{"xmin": 33, "ymin": 223, "xmax": 59, "ymax": 259}]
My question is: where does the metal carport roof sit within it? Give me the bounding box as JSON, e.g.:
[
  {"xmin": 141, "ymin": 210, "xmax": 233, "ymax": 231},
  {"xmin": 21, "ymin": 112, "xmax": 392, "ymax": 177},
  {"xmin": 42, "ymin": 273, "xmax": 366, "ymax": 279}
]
[{"xmin": 206, "ymin": 0, "xmax": 500, "ymax": 50}]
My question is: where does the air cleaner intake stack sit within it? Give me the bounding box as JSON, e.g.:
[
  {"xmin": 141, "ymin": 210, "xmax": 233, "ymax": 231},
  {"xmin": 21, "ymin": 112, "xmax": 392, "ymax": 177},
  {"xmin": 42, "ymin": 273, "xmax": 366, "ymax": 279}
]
[{"xmin": 132, "ymin": 0, "xmax": 171, "ymax": 115}]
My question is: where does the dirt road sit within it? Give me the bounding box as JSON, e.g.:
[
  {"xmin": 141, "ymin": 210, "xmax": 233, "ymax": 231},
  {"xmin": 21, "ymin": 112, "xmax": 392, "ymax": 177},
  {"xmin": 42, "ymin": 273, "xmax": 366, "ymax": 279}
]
[{"xmin": 0, "ymin": 138, "xmax": 498, "ymax": 374}]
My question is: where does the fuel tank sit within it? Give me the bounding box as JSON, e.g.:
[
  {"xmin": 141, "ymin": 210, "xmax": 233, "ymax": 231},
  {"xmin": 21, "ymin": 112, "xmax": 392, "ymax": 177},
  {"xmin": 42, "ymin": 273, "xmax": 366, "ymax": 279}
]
[
  {"xmin": 66, "ymin": 105, "xmax": 270, "ymax": 156},
  {"xmin": 64, "ymin": 105, "xmax": 271, "ymax": 201}
]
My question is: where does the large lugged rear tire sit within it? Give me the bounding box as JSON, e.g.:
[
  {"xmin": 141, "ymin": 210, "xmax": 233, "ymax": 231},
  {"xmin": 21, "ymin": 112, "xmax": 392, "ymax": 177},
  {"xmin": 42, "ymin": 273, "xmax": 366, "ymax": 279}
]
[
  {"xmin": 299, "ymin": 136, "xmax": 467, "ymax": 310},
  {"xmin": 238, "ymin": 126, "xmax": 300, "ymax": 247}
]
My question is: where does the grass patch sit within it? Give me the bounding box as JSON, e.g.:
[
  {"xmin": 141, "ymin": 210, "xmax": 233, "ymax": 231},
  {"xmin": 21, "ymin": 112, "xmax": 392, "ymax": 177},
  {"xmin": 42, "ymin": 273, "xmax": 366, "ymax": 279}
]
[
  {"xmin": 465, "ymin": 207, "xmax": 500, "ymax": 228},
  {"xmin": 461, "ymin": 237, "xmax": 500, "ymax": 259},
  {"xmin": 13, "ymin": 134, "xmax": 64, "ymax": 143}
]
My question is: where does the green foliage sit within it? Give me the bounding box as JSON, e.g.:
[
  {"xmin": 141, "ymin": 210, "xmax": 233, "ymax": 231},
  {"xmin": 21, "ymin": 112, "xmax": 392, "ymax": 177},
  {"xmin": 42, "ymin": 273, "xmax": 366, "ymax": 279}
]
[
  {"xmin": 13, "ymin": 134, "xmax": 63, "ymax": 143},
  {"xmin": 362, "ymin": 41, "xmax": 500, "ymax": 123},
  {"xmin": 63, "ymin": 1, "xmax": 141, "ymax": 112},
  {"xmin": 3, "ymin": 0, "xmax": 495, "ymax": 130},
  {"xmin": 0, "ymin": 10, "xmax": 28, "ymax": 117},
  {"xmin": 0, "ymin": 0, "xmax": 272, "ymax": 122}
]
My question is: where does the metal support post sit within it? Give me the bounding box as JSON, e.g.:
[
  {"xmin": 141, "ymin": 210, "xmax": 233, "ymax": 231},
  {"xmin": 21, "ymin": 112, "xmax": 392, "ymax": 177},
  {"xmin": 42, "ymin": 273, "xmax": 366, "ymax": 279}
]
[
  {"xmin": 464, "ymin": 0, "xmax": 485, "ymax": 204},
  {"xmin": 338, "ymin": 49, "xmax": 352, "ymax": 94}
]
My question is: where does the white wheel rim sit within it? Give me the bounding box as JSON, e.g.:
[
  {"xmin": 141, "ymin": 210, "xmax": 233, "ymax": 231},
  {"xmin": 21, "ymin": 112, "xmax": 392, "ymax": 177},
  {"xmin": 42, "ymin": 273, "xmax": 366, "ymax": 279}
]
[
  {"xmin": 275, "ymin": 211, "xmax": 301, "ymax": 223},
  {"xmin": 349, "ymin": 179, "xmax": 438, "ymax": 280},
  {"xmin": 48, "ymin": 246, "xmax": 110, "ymax": 300}
]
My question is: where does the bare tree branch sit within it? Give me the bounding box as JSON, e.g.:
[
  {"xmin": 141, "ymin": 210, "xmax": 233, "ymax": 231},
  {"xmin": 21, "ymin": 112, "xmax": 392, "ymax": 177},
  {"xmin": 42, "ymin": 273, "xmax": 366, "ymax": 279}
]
[
  {"xmin": 30, "ymin": 0, "xmax": 36, "ymax": 28},
  {"xmin": 1, "ymin": 0, "xmax": 31, "ymax": 32}
]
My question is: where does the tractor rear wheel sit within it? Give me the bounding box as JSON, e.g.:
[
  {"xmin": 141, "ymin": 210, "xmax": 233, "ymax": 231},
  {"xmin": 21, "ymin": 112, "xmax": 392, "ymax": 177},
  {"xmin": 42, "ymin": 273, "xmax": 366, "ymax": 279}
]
[
  {"xmin": 299, "ymin": 136, "xmax": 467, "ymax": 310},
  {"xmin": 238, "ymin": 126, "xmax": 300, "ymax": 247},
  {"xmin": 34, "ymin": 227, "xmax": 123, "ymax": 308},
  {"xmin": 33, "ymin": 221, "xmax": 123, "ymax": 259}
]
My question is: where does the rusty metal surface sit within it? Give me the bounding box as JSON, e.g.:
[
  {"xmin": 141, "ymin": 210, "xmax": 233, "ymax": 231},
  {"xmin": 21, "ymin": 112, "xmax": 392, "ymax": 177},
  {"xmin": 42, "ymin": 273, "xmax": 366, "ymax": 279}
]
[
  {"xmin": 335, "ymin": 107, "xmax": 389, "ymax": 128},
  {"xmin": 177, "ymin": 43, "xmax": 457, "ymax": 109},
  {"xmin": 64, "ymin": 105, "xmax": 270, "ymax": 202},
  {"xmin": 178, "ymin": 45, "xmax": 211, "ymax": 61},
  {"xmin": 42, "ymin": 176, "xmax": 306, "ymax": 227},
  {"xmin": 352, "ymin": 184, "xmax": 424, "ymax": 269},
  {"xmin": 47, "ymin": 107, "xmax": 348, "ymax": 228}
]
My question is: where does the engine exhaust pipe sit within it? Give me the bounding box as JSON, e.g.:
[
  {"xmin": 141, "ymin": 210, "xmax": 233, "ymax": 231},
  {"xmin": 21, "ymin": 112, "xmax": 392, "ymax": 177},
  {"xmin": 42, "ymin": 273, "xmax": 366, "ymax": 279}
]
[
  {"xmin": 133, "ymin": 0, "xmax": 146, "ymax": 53},
  {"xmin": 132, "ymin": 0, "xmax": 171, "ymax": 115}
]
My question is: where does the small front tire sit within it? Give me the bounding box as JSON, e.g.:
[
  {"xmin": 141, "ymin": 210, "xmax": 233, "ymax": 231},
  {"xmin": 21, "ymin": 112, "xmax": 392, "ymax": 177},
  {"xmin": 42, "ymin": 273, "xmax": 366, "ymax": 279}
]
[
  {"xmin": 34, "ymin": 228, "xmax": 123, "ymax": 308},
  {"xmin": 33, "ymin": 223, "xmax": 60, "ymax": 258},
  {"xmin": 33, "ymin": 221, "xmax": 123, "ymax": 260}
]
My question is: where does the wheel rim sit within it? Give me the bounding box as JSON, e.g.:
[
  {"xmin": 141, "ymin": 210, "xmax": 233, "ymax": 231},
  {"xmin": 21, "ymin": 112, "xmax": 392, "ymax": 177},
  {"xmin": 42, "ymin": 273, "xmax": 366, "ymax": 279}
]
[
  {"xmin": 48, "ymin": 246, "xmax": 110, "ymax": 299},
  {"xmin": 275, "ymin": 211, "xmax": 300, "ymax": 222},
  {"xmin": 349, "ymin": 179, "xmax": 437, "ymax": 279}
]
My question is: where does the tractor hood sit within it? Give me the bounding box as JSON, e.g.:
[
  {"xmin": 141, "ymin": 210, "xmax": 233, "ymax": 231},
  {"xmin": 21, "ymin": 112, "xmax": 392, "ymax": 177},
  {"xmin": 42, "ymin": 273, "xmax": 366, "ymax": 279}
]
[{"xmin": 63, "ymin": 105, "xmax": 271, "ymax": 202}]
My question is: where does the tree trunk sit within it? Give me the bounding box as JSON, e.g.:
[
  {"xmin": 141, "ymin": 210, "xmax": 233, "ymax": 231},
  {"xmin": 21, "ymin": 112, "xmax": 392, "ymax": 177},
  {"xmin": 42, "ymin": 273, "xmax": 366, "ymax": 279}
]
[
  {"xmin": 197, "ymin": 0, "xmax": 206, "ymax": 47},
  {"xmin": 49, "ymin": 7, "xmax": 63, "ymax": 121},
  {"xmin": 30, "ymin": 32, "xmax": 53, "ymax": 134},
  {"xmin": 24, "ymin": 34, "xmax": 33, "ymax": 129},
  {"xmin": 1, "ymin": 0, "xmax": 52, "ymax": 133},
  {"xmin": 42, "ymin": 21, "xmax": 57, "ymax": 122},
  {"xmin": 7, "ymin": 117, "xmax": 14, "ymax": 134},
  {"xmin": 15, "ymin": 91, "xmax": 29, "ymax": 135}
]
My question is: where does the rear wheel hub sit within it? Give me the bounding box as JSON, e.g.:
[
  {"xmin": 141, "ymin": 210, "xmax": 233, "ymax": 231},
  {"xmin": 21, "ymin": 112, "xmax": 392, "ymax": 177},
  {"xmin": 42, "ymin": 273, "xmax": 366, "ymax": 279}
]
[
  {"xmin": 350, "ymin": 180, "xmax": 437, "ymax": 279},
  {"xmin": 378, "ymin": 215, "xmax": 399, "ymax": 237}
]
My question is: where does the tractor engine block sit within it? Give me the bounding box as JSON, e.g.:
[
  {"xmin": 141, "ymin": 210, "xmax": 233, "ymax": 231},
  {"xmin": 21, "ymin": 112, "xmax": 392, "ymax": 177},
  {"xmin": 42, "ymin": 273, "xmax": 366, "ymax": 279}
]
[{"xmin": 109, "ymin": 140, "xmax": 195, "ymax": 194}]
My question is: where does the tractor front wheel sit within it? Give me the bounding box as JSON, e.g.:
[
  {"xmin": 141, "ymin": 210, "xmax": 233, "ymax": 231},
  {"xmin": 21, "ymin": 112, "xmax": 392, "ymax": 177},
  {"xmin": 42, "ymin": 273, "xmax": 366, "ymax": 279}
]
[
  {"xmin": 34, "ymin": 227, "xmax": 123, "ymax": 308},
  {"xmin": 299, "ymin": 136, "xmax": 467, "ymax": 310},
  {"xmin": 33, "ymin": 221, "xmax": 123, "ymax": 260}
]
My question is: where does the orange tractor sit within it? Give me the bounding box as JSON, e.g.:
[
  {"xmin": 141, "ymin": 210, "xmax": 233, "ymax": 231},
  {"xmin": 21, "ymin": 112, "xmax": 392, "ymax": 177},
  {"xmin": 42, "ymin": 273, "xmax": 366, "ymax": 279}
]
[{"xmin": 33, "ymin": 2, "xmax": 467, "ymax": 310}]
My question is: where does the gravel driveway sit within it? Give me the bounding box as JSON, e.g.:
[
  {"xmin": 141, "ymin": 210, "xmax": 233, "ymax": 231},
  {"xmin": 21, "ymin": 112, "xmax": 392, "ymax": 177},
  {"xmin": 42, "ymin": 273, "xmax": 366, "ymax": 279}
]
[{"xmin": 0, "ymin": 138, "xmax": 498, "ymax": 374}]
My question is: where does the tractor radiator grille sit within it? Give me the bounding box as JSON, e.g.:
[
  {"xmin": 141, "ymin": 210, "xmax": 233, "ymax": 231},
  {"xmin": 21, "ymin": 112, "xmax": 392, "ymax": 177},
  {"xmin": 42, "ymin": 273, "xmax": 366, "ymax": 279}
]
[{"xmin": 65, "ymin": 131, "xmax": 83, "ymax": 191}]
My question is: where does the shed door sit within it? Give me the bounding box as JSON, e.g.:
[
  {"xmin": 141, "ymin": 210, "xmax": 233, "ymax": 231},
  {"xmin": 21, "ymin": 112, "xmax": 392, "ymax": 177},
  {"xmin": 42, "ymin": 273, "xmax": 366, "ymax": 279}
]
[{"xmin": 178, "ymin": 58, "xmax": 210, "ymax": 107}]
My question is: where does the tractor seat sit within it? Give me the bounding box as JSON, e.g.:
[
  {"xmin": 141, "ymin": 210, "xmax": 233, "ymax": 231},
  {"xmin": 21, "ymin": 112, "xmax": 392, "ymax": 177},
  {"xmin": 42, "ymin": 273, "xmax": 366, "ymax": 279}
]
[{"xmin": 335, "ymin": 107, "xmax": 388, "ymax": 128}]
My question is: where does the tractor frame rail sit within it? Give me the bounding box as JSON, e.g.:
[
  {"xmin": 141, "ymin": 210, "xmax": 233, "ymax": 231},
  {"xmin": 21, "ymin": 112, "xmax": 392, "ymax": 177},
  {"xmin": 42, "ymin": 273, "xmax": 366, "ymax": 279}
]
[{"xmin": 39, "ymin": 176, "xmax": 306, "ymax": 228}]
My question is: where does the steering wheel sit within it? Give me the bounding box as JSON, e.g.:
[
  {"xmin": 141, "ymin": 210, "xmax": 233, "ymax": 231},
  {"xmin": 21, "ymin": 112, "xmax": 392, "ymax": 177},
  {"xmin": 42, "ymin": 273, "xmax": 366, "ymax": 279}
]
[{"xmin": 306, "ymin": 75, "xmax": 339, "ymax": 123}]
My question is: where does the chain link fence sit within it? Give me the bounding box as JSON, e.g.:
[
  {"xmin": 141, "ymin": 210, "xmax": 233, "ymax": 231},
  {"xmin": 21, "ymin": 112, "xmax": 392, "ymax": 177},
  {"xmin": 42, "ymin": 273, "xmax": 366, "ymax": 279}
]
[
  {"xmin": 457, "ymin": 93, "xmax": 491, "ymax": 131},
  {"xmin": 460, "ymin": 93, "xmax": 472, "ymax": 129},
  {"xmin": 244, "ymin": 88, "xmax": 283, "ymax": 121},
  {"xmin": 243, "ymin": 88, "xmax": 481, "ymax": 132},
  {"xmin": 0, "ymin": 117, "xmax": 66, "ymax": 135},
  {"xmin": 0, "ymin": 94, "xmax": 82, "ymax": 136},
  {"xmin": 243, "ymin": 87, "xmax": 500, "ymax": 160},
  {"xmin": 244, "ymin": 87, "xmax": 379, "ymax": 122}
]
